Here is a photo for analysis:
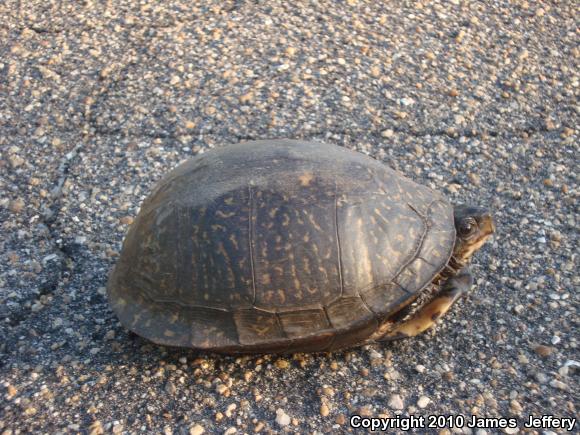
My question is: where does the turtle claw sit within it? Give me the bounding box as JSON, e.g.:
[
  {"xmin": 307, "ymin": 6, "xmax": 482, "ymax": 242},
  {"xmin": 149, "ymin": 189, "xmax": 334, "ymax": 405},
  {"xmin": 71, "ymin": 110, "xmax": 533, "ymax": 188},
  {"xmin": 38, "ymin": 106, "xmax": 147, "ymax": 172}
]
[{"xmin": 379, "ymin": 269, "xmax": 474, "ymax": 341}]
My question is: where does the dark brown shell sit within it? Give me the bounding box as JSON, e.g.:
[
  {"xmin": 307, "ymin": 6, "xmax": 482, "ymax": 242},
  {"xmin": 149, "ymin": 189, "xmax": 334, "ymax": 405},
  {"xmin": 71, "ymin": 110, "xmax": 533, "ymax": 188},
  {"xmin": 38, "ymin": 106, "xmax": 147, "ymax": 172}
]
[{"xmin": 107, "ymin": 140, "xmax": 455, "ymax": 353}]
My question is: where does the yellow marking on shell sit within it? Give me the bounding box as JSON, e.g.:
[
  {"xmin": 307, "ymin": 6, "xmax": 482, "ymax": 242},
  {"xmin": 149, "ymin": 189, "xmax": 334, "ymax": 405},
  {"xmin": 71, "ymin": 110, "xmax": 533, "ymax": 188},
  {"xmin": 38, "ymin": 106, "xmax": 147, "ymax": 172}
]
[
  {"xmin": 261, "ymin": 273, "xmax": 272, "ymax": 285},
  {"xmin": 396, "ymin": 234, "xmax": 405, "ymax": 242},
  {"xmin": 216, "ymin": 210, "xmax": 235, "ymax": 218},
  {"xmin": 318, "ymin": 266, "xmax": 329, "ymax": 281},
  {"xmin": 281, "ymin": 214, "xmax": 290, "ymax": 226},
  {"xmin": 211, "ymin": 224, "xmax": 225, "ymax": 232},
  {"xmin": 303, "ymin": 233, "xmax": 310, "ymax": 243},
  {"xmin": 294, "ymin": 278, "xmax": 301, "ymax": 290},
  {"xmin": 298, "ymin": 172, "xmax": 315, "ymax": 186},
  {"xmin": 229, "ymin": 234, "xmax": 239, "ymax": 250},
  {"xmin": 306, "ymin": 285, "xmax": 318, "ymax": 294},
  {"xmin": 116, "ymin": 297, "xmax": 127, "ymax": 308},
  {"xmin": 217, "ymin": 242, "xmax": 228, "ymax": 258},
  {"xmin": 131, "ymin": 312, "xmax": 143, "ymax": 327},
  {"xmin": 377, "ymin": 253, "xmax": 389, "ymax": 263},
  {"xmin": 303, "ymin": 257, "xmax": 312, "ymax": 275},
  {"xmin": 268, "ymin": 208, "xmax": 278, "ymax": 219},
  {"xmin": 277, "ymin": 289, "xmax": 286, "ymax": 304},
  {"xmin": 373, "ymin": 208, "xmax": 390, "ymax": 225},
  {"xmin": 354, "ymin": 217, "xmax": 372, "ymax": 286},
  {"xmin": 251, "ymin": 320, "xmax": 275, "ymax": 336},
  {"xmin": 306, "ymin": 213, "xmax": 322, "ymax": 232},
  {"xmin": 164, "ymin": 329, "xmax": 176, "ymax": 337},
  {"xmin": 263, "ymin": 290, "xmax": 274, "ymax": 303},
  {"xmin": 223, "ymin": 197, "xmax": 234, "ymax": 205}
]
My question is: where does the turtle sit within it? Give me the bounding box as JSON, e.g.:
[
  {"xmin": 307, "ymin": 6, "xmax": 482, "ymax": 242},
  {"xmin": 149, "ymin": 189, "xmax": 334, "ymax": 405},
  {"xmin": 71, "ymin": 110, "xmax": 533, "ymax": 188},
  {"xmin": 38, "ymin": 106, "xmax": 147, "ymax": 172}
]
[{"xmin": 107, "ymin": 139, "xmax": 495, "ymax": 353}]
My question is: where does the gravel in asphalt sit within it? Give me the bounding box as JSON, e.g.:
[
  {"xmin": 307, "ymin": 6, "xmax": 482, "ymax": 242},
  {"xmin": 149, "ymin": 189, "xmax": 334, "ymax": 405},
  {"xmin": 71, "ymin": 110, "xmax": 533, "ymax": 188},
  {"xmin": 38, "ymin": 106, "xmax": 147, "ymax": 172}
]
[{"xmin": 0, "ymin": 1, "xmax": 578, "ymax": 434}]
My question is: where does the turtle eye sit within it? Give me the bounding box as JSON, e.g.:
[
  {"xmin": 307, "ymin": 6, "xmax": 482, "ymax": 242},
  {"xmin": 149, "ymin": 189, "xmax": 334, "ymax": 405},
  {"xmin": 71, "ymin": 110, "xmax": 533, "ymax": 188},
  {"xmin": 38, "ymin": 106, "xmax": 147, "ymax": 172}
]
[{"xmin": 460, "ymin": 217, "xmax": 477, "ymax": 236}]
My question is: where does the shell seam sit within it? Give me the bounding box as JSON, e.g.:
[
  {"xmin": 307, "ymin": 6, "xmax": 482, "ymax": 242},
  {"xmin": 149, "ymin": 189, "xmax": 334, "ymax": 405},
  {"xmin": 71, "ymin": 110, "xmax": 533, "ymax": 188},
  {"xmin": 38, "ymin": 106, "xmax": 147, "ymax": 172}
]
[
  {"xmin": 334, "ymin": 181, "xmax": 345, "ymax": 299},
  {"xmin": 248, "ymin": 184, "xmax": 257, "ymax": 305},
  {"xmin": 389, "ymin": 200, "xmax": 436, "ymax": 293}
]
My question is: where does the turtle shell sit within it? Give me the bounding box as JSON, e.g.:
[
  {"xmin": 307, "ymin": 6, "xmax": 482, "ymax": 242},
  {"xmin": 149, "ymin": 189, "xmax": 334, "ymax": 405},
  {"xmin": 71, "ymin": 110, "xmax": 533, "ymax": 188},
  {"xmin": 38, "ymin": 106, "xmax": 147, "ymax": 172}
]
[{"xmin": 107, "ymin": 140, "xmax": 455, "ymax": 353}]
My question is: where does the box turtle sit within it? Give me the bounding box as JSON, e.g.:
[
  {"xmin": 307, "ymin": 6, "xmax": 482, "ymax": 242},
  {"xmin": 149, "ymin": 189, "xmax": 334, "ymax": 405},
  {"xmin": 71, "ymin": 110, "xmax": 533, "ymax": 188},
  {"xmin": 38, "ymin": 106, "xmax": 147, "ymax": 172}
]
[{"xmin": 107, "ymin": 140, "xmax": 494, "ymax": 353}]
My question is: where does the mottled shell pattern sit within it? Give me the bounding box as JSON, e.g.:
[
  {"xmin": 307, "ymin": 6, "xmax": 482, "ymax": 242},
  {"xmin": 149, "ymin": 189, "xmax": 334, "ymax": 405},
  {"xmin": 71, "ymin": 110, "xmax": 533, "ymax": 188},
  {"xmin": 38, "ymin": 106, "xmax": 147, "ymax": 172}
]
[{"xmin": 107, "ymin": 140, "xmax": 455, "ymax": 353}]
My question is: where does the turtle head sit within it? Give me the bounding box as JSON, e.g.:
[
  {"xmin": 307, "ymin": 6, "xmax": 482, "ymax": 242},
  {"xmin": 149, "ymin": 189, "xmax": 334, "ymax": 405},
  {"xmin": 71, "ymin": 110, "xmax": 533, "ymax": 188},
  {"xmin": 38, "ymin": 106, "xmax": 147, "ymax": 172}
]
[{"xmin": 452, "ymin": 205, "xmax": 495, "ymax": 264}]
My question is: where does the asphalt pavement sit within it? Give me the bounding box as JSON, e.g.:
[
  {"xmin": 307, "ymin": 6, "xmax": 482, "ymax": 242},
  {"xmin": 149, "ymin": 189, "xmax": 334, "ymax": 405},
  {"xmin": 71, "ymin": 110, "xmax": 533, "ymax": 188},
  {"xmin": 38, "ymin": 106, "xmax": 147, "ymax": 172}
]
[{"xmin": 0, "ymin": 1, "xmax": 578, "ymax": 434}]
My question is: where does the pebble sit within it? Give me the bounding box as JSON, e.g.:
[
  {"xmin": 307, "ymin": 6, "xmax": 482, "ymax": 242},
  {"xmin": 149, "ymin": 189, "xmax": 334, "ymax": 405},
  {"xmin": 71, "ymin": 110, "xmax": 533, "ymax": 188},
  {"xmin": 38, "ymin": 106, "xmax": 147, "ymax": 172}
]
[
  {"xmin": 189, "ymin": 424, "xmax": 205, "ymax": 435},
  {"xmin": 215, "ymin": 384, "xmax": 229, "ymax": 395},
  {"xmin": 239, "ymin": 92, "xmax": 254, "ymax": 104},
  {"xmin": 417, "ymin": 396, "xmax": 430, "ymax": 408},
  {"xmin": 533, "ymin": 345, "xmax": 554, "ymax": 357},
  {"xmin": 320, "ymin": 403, "xmax": 330, "ymax": 417},
  {"xmin": 9, "ymin": 198, "xmax": 25, "ymax": 213},
  {"xmin": 388, "ymin": 394, "xmax": 404, "ymax": 410},
  {"xmin": 165, "ymin": 382, "xmax": 176, "ymax": 395},
  {"xmin": 549, "ymin": 380, "xmax": 567, "ymax": 390},
  {"xmin": 9, "ymin": 154, "xmax": 25, "ymax": 168},
  {"xmin": 370, "ymin": 66, "xmax": 381, "ymax": 78},
  {"xmin": 120, "ymin": 216, "xmax": 134, "ymax": 225},
  {"xmin": 275, "ymin": 409, "xmax": 291, "ymax": 427},
  {"xmin": 6, "ymin": 385, "xmax": 17, "ymax": 399},
  {"xmin": 534, "ymin": 372, "xmax": 548, "ymax": 384},
  {"xmin": 225, "ymin": 403, "xmax": 236, "ymax": 418},
  {"xmin": 88, "ymin": 420, "xmax": 104, "ymax": 435},
  {"xmin": 274, "ymin": 359, "xmax": 290, "ymax": 369}
]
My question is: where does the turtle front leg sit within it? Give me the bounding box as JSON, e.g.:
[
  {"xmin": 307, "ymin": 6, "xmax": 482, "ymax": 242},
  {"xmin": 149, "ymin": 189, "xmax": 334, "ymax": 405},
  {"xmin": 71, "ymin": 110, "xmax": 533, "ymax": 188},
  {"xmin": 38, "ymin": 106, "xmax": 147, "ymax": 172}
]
[{"xmin": 380, "ymin": 269, "xmax": 474, "ymax": 341}]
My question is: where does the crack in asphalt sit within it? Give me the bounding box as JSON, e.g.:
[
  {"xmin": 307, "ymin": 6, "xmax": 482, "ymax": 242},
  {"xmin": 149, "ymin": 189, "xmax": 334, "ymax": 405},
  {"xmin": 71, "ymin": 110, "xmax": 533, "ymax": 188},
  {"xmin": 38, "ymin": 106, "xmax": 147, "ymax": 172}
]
[{"xmin": 5, "ymin": 145, "xmax": 83, "ymax": 330}]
